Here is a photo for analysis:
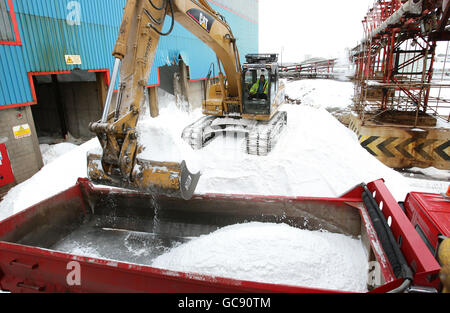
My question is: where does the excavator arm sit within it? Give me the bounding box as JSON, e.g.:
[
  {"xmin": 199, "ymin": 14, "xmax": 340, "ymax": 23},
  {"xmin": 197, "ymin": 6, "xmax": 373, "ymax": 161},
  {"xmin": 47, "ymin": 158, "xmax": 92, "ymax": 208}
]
[{"xmin": 88, "ymin": 0, "xmax": 242, "ymax": 199}]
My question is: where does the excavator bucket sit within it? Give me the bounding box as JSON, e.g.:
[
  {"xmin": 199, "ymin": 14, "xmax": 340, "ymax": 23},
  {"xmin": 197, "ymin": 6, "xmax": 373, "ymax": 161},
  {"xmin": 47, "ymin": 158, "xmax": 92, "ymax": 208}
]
[
  {"xmin": 87, "ymin": 153, "xmax": 200, "ymax": 200},
  {"xmin": 132, "ymin": 158, "xmax": 201, "ymax": 200}
]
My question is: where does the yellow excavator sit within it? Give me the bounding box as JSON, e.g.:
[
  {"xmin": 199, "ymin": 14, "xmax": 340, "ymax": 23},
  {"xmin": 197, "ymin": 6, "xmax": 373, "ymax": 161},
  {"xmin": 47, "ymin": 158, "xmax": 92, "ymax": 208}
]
[{"xmin": 88, "ymin": 0, "xmax": 287, "ymax": 200}]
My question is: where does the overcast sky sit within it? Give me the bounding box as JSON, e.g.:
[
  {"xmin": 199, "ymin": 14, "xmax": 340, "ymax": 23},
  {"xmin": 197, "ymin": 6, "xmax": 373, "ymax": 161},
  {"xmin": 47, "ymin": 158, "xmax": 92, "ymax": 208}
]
[{"xmin": 258, "ymin": 0, "xmax": 375, "ymax": 63}]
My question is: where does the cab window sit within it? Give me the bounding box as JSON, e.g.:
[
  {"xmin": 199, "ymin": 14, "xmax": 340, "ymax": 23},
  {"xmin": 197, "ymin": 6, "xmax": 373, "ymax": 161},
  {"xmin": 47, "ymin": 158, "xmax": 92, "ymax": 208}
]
[{"xmin": 244, "ymin": 69, "xmax": 269, "ymax": 98}]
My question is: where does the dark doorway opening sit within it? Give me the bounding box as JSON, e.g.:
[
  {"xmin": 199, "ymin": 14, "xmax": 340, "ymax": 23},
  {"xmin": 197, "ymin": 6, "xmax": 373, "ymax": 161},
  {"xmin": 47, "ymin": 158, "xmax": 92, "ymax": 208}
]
[{"xmin": 31, "ymin": 70, "xmax": 106, "ymax": 145}]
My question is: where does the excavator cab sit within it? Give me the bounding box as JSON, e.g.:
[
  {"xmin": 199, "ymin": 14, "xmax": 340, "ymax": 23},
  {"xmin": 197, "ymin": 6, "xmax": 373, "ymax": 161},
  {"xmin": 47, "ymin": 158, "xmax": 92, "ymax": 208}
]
[
  {"xmin": 183, "ymin": 53, "xmax": 286, "ymax": 156},
  {"xmin": 243, "ymin": 68, "xmax": 270, "ymax": 115},
  {"xmin": 242, "ymin": 54, "xmax": 280, "ymax": 116}
]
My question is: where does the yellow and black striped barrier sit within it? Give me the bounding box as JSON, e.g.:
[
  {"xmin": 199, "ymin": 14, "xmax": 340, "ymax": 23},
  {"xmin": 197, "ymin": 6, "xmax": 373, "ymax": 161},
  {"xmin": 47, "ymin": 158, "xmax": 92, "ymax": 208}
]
[{"xmin": 349, "ymin": 115, "xmax": 450, "ymax": 170}]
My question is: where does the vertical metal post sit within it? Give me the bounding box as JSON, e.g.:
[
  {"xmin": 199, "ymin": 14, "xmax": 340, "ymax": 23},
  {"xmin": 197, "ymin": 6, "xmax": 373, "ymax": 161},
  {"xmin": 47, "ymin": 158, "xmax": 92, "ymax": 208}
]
[
  {"xmin": 414, "ymin": 50, "xmax": 426, "ymax": 127},
  {"xmin": 101, "ymin": 58, "xmax": 121, "ymax": 123},
  {"xmin": 423, "ymin": 41, "xmax": 436, "ymax": 114},
  {"xmin": 436, "ymin": 41, "xmax": 449, "ymax": 112}
]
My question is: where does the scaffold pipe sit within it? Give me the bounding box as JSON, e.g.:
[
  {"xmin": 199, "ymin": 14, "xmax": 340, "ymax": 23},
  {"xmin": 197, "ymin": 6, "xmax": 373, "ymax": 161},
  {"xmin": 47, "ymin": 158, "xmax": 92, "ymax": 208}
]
[{"xmin": 364, "ymin": 0, "xmax": 423, "ymax": 42}]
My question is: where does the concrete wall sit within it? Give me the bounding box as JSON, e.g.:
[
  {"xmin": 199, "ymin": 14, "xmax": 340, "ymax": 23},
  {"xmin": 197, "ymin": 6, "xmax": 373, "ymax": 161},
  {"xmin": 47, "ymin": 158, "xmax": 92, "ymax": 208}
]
[
  {"xmin": 0, "ymin": 106, "xmax": 43, "ymax": 191},
  {"xmin": 61, "ymin": 82, "xmax": 102, "ymax": 139}
]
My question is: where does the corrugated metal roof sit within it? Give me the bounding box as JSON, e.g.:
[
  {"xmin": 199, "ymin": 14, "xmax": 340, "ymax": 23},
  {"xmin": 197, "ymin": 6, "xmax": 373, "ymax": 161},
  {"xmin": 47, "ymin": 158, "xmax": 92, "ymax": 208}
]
[
  {"xmin": 0, "ymin": 0, "xmax": 258, "ymax": 108},
  {"xmin": 14, "ymin": 0, "xmax": 121, "ymax": 72}
]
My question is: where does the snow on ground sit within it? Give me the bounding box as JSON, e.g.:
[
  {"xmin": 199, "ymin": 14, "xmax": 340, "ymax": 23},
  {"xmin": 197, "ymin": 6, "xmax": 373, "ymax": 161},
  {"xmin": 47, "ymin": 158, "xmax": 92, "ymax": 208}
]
[
  {"xmin": 135, "ymin": 103, "xmax": 413, "ymax": 200},
  {"xmin": 0, "ymin": 140, "xmax": 99, "ymax": 221},
  {"xmin": 152, "ymin": 222, "xmax": 369, "ymax": 293},
  {"xmin": 406, "ymin": 177, "xmax": 449, "ymax": 195},
  {"xmin": 136, "ymin": 95, "xmax": 203, "ymax": 167},
  {"xmin": 40, "ymin": 143, "xmax": 78, "ymax": 165},
  {"xmin": 407, "ymin": 167, "xmax": 450, "ymax": 181},
  {"xmin": 196, "ymin": 104, "xmax": 414, "ymax": 199},
  {"xmin": 133, "ymin": 80, "xmax": 414, "ymax": 200},
  {"xmin": 284, "ymin": 79, "xmax": 355, "ymax": 110}
]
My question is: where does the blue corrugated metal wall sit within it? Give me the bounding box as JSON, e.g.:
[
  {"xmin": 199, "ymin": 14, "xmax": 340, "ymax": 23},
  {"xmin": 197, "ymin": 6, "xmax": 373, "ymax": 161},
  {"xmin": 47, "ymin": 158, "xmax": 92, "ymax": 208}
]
[{"xmin": 0, "ymin": 0, "xmax": 259, "ymax": 108}]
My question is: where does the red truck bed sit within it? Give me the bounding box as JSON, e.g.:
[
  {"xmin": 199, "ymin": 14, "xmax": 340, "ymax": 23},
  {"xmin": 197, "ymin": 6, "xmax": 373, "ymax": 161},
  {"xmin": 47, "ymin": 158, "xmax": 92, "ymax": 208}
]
[{"xmin": 0, "ymin": 178, "xmax": 442, "ymax": 293}]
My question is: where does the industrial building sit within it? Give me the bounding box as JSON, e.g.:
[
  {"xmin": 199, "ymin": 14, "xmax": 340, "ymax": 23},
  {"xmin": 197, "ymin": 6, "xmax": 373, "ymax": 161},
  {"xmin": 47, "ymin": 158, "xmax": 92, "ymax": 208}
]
[{"xmin": 0, "ymin": 0, "xmax": 259, "ymax": 193}]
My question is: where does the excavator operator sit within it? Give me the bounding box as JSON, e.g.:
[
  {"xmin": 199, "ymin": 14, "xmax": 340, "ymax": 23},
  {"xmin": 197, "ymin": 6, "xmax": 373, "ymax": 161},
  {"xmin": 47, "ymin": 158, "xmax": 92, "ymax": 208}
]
[{"xmin": 249, "ymin": 75, "xmax": 268, "ymax": 100}]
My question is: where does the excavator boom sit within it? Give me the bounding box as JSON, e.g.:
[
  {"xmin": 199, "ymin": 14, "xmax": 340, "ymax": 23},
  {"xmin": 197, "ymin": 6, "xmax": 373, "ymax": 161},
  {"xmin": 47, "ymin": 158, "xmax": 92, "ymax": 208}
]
[
  {"xmin": 88, "ymin": 0, "xmax": 242, "ymax": 199},
  {"xmin": 88, "ymin": 0, "xmax": 276, "ymax": 199}
]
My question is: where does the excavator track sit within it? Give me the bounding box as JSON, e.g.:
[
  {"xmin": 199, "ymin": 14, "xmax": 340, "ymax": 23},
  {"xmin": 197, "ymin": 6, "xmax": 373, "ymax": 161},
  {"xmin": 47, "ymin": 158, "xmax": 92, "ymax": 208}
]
[
  {"xmin": 245, "ymin": 111, "xmax": 288, "ymax": 156},
  {"xmin": 182, "ymin": 116, "xmax": 257, "ymax": 149},
  {"xmin": 181, "ymin": 116, "xmax": 217, "ymax": 150},
  {"xmin": 182, "ymin": 112, "xmax": 287, "ymax": 156}
]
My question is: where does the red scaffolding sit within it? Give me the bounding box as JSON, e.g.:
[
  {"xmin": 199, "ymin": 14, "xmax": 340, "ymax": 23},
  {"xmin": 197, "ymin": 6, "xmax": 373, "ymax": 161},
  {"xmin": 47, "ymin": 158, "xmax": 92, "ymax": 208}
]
[{"xmin": 352, "ymin": 0, "xmax": 450, "ymax": 126}]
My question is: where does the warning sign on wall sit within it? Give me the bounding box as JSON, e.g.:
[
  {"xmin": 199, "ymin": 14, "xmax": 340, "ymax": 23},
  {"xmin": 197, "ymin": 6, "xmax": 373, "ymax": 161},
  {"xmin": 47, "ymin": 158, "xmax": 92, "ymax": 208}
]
[
  {"xmin": 13, "ymin": 124, "xmax": 32, "ymax": 139},
  {"xmin": 65, "ymin": 55, "xmax": 82, "ymax": 65}
]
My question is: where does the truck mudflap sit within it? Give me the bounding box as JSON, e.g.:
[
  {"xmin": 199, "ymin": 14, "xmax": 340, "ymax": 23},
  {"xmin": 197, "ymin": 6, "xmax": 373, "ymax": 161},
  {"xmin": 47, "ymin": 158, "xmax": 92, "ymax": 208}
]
[{"xmin": 0, "ymin": 178, "xmax": 443, "ymax": 293}]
